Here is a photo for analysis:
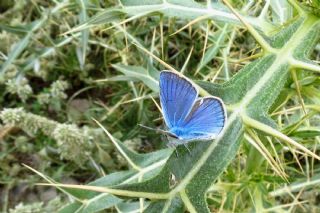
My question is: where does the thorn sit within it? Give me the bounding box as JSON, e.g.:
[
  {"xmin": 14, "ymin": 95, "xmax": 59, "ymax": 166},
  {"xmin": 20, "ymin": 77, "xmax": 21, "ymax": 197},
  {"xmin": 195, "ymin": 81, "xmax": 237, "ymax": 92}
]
[
  {"xmin": 222, "ymin": 0, "xmax": 274, "ymax": 53},
  {"xmin": 133, "ymin": 43, "xmax": 179, "ymax": 73},
  {"xmin": 287, "ymin": 0, "xmax": 305, "ymax": 15}
]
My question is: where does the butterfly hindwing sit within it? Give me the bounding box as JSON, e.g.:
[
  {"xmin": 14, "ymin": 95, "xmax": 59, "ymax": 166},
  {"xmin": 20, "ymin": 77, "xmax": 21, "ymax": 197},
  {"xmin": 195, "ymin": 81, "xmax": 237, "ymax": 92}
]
[{"xmin": 177, "ymin": 97, "xmax": 226, "ymax": 140}]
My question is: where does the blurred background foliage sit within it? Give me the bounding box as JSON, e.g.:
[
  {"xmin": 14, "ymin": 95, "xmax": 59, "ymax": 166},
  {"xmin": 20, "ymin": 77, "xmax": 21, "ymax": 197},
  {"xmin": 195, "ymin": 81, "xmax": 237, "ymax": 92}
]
[{"xmin": 0, "ymin": 0, "xmax": 320, "ymax": 212}]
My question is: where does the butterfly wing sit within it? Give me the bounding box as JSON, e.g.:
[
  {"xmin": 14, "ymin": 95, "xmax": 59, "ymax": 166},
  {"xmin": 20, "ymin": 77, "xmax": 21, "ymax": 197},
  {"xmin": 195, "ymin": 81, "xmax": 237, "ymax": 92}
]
[
  {"xmin": 177, "ymin": 97, "xmax": 226, "ymax": 140},
  {"xmin": 159, "ymin": 71, "xmax": 198, "ymax": 129}
]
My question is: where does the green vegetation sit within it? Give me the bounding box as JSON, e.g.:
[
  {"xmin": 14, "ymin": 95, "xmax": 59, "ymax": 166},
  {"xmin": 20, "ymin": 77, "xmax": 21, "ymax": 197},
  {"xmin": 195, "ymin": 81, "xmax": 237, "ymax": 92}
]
[{"xmin": 1, "ymin": 0, "xmax": 320, "ymax": 212}]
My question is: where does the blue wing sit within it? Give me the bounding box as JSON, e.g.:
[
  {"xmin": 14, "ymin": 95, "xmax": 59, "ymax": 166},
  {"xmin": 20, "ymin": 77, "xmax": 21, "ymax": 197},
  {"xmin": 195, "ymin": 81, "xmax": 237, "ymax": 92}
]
[
  {"xmin": 172, "ymin": 97, "xmax": 226, "ymax": 141},
  {"xmin": 159, "ymin": 71, "xmax": 198, "ymax": 129}
]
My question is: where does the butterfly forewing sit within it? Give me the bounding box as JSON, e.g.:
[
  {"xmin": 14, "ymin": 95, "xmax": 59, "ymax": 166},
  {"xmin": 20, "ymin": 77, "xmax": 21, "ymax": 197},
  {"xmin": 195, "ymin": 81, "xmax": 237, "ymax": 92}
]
[
  {"xmin": 178, "ymin": 97, "xmax": 226, "ymax": 140},
  {"xmin": 159, "ymin": 71, "xmax": 197, "ymax": 129}
]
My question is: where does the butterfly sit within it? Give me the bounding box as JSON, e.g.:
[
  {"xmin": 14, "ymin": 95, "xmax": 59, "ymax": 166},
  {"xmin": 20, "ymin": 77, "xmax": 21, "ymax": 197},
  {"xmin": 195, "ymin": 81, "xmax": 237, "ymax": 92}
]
[{"xmin": 159, "ymin": 71, "xmax": 226, "ymax": 146}]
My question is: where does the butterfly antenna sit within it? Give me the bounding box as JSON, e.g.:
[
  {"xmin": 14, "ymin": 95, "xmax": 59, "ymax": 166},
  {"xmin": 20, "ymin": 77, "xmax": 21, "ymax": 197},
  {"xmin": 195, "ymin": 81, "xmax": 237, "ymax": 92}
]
[
  {"xmin": 138, "ymin": 124, "xmax": 171, "ymax": 135},
  {"xmin": 138, "ymin": 124, "xmax": 157, "ymax": 131}
]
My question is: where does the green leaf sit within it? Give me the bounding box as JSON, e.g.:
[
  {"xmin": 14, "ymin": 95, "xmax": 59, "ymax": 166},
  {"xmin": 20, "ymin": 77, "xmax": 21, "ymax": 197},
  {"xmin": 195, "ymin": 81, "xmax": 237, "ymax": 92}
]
[
  {"xmin": 60, "ymin": 138, "xmax": 171, "ymax": 212},
  {"xmin": 76, "ymin": 0, "xmax": 90, "ymax": 70},
  {"xmin": 0, "ymin": 25, "xmax": 34, "ymax": 75},
  {"xmin": 81, "ymin": 194, "xmax": 122, "ymax": 213},
  {"xmin": 23, "ymin": 36, "xmax": 77, "ymax": 71},
  {"xmin": 119, "ymin": 0, "xmax": 275, "ymax": 33},
  {"xmin": 145, "ymin": 196, "xmax": 184, "ymax": 212},
  {"xmin": 0, "ymin": 23, "xmax": 31, "ymax": 34},
  {"xmin": 59, "ymin": 202, "xmax": 82, "ymax": 213},
  {"xmin": 66, "ymin": 0, "xmax": 275, "ymax": 35},
  {"xmin": 112, "ymin": 64, "xmax": 159, "ymax": 92},
  {"xmin": 64, "ymin": 9, "xmax": 124, "ymax": 34},
  {"xmin": 196, "ymin": 25, "xmax": 230, "ymax": 72},
  {"xmin": 116, "ymin": 201, "xmax": 149, "ymax": 212},
  {"xmin": 291, "ymin": 129, "xmax": 320, "ymax": 137},
  {"xmin": 270, "ymin": 0, "xmax": 293, "ymax": 24}
]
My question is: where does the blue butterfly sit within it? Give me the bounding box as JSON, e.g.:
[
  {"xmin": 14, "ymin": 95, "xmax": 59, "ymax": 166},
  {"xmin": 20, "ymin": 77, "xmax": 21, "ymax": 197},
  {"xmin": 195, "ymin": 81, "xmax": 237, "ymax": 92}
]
[{"xmin": 159, "ymin": 71, "xmax": 226, "ymax": 146}]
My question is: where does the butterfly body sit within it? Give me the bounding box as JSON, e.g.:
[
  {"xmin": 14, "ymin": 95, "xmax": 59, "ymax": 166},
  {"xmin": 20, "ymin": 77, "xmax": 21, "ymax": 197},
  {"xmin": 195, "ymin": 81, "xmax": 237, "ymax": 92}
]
[{"xmin": 159, "ymin": 71, "xmax": 226, "ymax": 145}]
